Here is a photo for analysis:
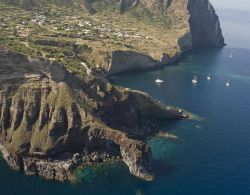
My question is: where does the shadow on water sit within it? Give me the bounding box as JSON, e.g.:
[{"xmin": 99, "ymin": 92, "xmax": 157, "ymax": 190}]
[{"xmin": 152, "ymin": 159, "xmax": 177, "ymax": 178}]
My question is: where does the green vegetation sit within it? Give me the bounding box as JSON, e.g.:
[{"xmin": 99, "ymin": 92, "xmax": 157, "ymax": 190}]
[{"xmin": 0, "ymin": 0, "xmax": 188, "ymax": 73}]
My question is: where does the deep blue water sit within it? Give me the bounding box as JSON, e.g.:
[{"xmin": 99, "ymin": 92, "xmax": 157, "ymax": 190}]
[
  {"xmin": 1, "ymin": 1, "xmax": 250, "ymax": 195},
  {"xmin": 111, "ymin": 47, "xmax": 250, "ymax": 194}
]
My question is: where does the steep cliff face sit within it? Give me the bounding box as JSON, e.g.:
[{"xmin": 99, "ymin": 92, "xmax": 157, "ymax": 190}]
[
  {"xmin": 0, "ymin": 50, "xmax": 186, "ymax": 181},
  {"xmin": 89, "ymin": 0, "xmax": 224, "ymax": 50},
  {"xmin": 187, "ymin": 0, "xmax": 224, "ymax": 48},
  {"xmin": 98, "ymin": 0, "xmax": 225, "ymax": 73},
  {"xmin": 108, "ymin": 51, "xmax": 159, "ymax": 74}
]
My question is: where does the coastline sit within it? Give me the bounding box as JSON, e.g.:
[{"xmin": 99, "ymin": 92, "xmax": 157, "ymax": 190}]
[
  {"xmin": 0, "ymin": 0, "xmax": 224, "ymax": 183},
  {"xmin": 0, "ymin": 50, "xmax": 188, "ymax": 182}
]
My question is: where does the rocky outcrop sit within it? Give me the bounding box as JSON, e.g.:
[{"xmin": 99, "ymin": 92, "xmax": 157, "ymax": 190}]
[
  {"xmin": 187, "ymin": 0, "xmax": 225, "ymax": 48},
  {"xmin": 117, "ymin": 0, "xmax": 225, "ymax": 50},
  {"xmin": 106, "ymin": 0, "xmax": 225, "ymax": 74},
  {"xmin": 120, "ymin": 142, "xmax": 153, "ymax": 181},
  {"xmin": 0, "ymin": 50, "xmax": 187, "ymax": 181}
]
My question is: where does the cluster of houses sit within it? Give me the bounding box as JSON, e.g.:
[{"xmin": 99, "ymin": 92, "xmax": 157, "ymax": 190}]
[
  {"xmin": 112, "ymin": 31, "xmax": 149, "ymax": 39},
  {"xmin": 31, "ymin": 13, "xmax": 47, "ymax": 26},
  {"xmin": 59, "ymin": 15, "xmax": 151, "ymax": 41},
  {"xmin": 1, "ymin": 10, "xmax": 151, "ymax": 42},
  {"xmin": 0, "ymin": 16, "xmax": 10, "ymax": 32}
]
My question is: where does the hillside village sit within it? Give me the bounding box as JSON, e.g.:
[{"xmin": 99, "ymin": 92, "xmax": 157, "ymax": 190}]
[{"xmin": 0, "ymin": 1, "xmax": 185, "ymax": 75}]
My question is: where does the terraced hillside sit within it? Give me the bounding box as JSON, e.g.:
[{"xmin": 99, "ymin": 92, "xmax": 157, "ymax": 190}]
[{"xmin": 0, "ymin": 0, "xmax": 224, "ymax": 74}]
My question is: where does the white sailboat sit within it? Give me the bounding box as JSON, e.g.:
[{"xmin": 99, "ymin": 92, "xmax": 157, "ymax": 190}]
[
  {"xmin": 192, "ymin": 75, "xmax": 198, "ymax": 84},
  {"xmin": 155, "ymin": 79, "xmax": 164, "ymax": 83},
  {"xmin": 226, "ymin": 80, "xmax": 230, "ymax": 87},
  {"xmin": 230, "ymin": 52, "xmax": 233, "ymax": 58},
  {"xmin": 207, "ymin": 72, "xmax": 211, "ymax": 80}
]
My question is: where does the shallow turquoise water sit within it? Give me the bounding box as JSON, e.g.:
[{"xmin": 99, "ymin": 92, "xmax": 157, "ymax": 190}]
[{"xmin": 1, "ymin": 2, "xmax": 250, "ymax": 195}]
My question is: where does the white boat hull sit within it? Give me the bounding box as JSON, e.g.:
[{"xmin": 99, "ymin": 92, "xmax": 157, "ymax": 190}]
[{"xmin": 155, "ymin": 79, "xmax": 164, "ymax": 83}]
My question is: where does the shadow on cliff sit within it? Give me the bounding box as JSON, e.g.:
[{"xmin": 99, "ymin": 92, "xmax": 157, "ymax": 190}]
[{"xmin": 108, "ymin": 47, "xmax": 225, "ymax": 78}]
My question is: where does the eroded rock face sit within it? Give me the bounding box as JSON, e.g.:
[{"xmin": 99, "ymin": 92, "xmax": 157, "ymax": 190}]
[
  {"xmin": 109, "ymin": 51, "xmax": 159, "ymax": 75},
  {"xmin": 188, "ymin": 0, "xmax": 224, "ymax": 48},
  {"xmin": 121, "ymin": 142, "xmax": 154, "ymax": 181},
  {"xmin": 0, "ymin": 50, "xmax": 186, "ymax": 181}
]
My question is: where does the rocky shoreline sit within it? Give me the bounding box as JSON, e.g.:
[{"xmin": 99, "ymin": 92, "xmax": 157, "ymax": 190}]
[
  {"xmin": 0, "ymin": 50, "xmax": 187, "ymax": 182},
  {"xmin": 108, "ymin": 51, "xmax": 182, "ymax": 75},
  {"xmin": 0, "ymin": 140, "xmax": 120, "ymax": 181}
]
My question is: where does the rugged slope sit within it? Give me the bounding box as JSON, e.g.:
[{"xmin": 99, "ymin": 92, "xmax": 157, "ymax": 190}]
[
  {"xmin": 1, "ymin": 0, "xmax": 224, "ymax": 74},
  {"xmin": 0, "ymin": 50, "xmax": 186, "ymax": 181}
]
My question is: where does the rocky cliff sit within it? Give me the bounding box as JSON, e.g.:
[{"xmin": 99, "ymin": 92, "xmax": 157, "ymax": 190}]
[
  {"xmin": 187, "ymin": 0, "xmax": 224, "ymax": 48},
  {"xmin": 0, "ymin": 50, "xmax": 186, "ymax": 181},
  {"xmin": 106, "ymin": 0, "xmax": 224, "ymax": 74}
]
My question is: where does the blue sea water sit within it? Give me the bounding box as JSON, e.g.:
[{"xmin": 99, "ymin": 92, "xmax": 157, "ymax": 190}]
[{"xmin": 1, "ymin": 1, "xmax": 250, "ymax": 195}]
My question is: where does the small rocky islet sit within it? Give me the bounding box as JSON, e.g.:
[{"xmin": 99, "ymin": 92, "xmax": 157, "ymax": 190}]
[{"xmin": 0, "ymin": 0, "xmax": 224, "ymax": 182}]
